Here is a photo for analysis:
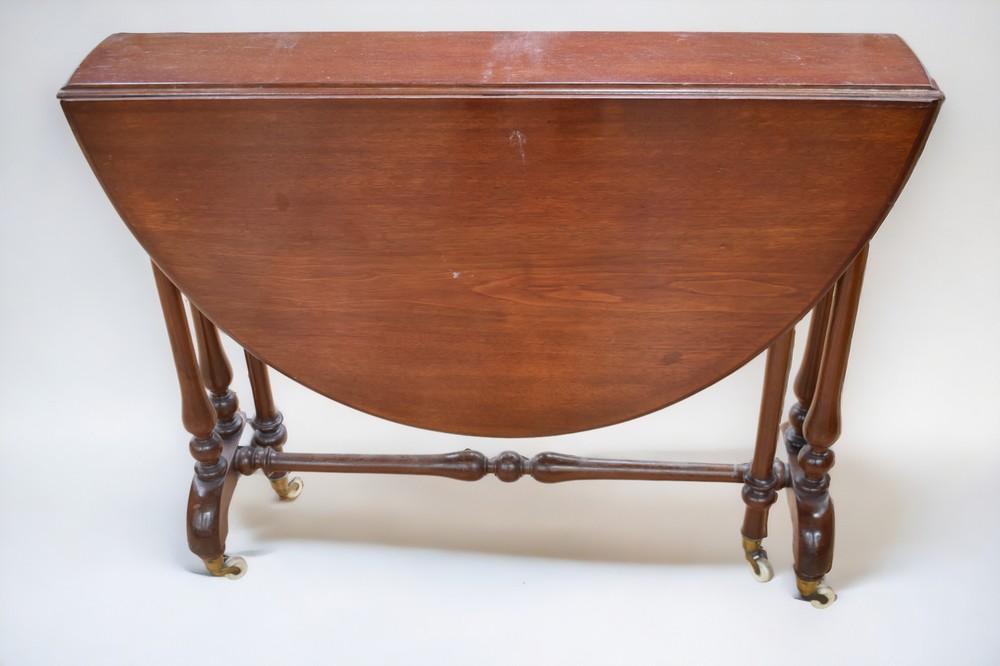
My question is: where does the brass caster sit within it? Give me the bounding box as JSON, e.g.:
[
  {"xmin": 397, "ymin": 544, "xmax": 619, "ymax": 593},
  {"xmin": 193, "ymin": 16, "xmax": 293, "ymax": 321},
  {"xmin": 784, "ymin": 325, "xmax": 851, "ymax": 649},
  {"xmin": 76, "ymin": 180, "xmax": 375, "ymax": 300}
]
[
  {"xmin": 741, "ymin": 537, "xmax": 774, "ymax": 583},
  {"xmin": 204, "ymin": 555, "xmax": 248, "ymax": 580},
  {"xmin": 797, "ymin": 577, "xmax": 837, "ymax": 609},
  {"xmin": 270, "ymin": 475, "xmax": 303, "ymax": 501}
]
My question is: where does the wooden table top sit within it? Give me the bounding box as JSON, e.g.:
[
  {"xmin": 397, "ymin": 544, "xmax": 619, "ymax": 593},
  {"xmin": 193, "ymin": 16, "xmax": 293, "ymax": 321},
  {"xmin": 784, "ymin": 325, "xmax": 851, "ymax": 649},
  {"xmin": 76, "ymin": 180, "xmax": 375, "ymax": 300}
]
[
  {"xmin": 61, "ymin": 33, "xmax": 942, "ymax": 436},
  {"xmin": 61, "ymin": 32, "xmax": 937, "ymax": 97}
]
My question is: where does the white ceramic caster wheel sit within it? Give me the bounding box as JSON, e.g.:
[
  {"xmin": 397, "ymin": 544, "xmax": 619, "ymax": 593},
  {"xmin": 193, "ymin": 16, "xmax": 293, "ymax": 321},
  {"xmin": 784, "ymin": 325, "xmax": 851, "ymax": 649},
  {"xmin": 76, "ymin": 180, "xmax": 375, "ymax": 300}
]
[
  {"xmin": 809, "ymin": 583, "xmax": 837, "ymax": 609},
  {"xmin": 742, "ymin": 537, "xmax": 773, "ymax": 583},
  {"xmin": 223, "ymin": 555, "xmax": 248, "ymax": 580},
  {"xmin": 271, "ymin": 475, "xmax": 304, "ymax": 501},
  {"xmin": 750, "ymin": 556, "xmax": 774, "ymax": 583},
  {"xmin": 282, "ymin": 476, "xmax": 304, "ymax": 501}
]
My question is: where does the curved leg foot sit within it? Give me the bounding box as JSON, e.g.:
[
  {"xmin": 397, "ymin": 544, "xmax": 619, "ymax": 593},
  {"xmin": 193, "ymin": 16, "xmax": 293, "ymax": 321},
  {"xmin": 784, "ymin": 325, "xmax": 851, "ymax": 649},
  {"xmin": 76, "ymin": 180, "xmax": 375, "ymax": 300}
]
[
  {"xmin": 797, "ymin": 576, "xmax": 837, "ymax": 609},
  {"xmin": 270, "ymin": 474, "xmax": 304, "ymax": 501},
  {"xmin": 742, "ymin": 536, "xmax": 774, "ymax": 583},
  {"xmin": 153, "ymin": 265, "xmax": 247, "ymax": 577},
  {"xmin": 187, "ymin": 434, "xmax": 242, "ymax": 567},
  {"xmin": 788, "ymin": 445, "xmax": 836, "ymax": 595}
]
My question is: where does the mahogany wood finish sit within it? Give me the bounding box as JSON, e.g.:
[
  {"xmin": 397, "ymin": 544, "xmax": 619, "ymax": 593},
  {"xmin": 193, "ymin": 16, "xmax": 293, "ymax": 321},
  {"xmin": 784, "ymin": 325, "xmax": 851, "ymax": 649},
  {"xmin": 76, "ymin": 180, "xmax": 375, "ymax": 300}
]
[
  {"xmin": 245, "ymin": 351, "xmax": 288, "ymax": 477},
  {"xmin": 790, "ymin": 246, "xmax": 870, "ymax": 584},
  {"xmin": 61, "ymin": 33, "xmax": 942, "ymax": 600},
  {"xmin": 742, "ymin": 328, "xmax": 795, "ymax": 543},
  {"xmin": 235, "ymin": 446, "xmax": 790, "ymax": 486},
  {"xmin": 783, "ymin": 288, "xmax": 836, "ymax": 457},
  {"xmin": 60, "ymin": 32, "xmax": 942, "ymax": 438},
  {"xmin": 152, "ymin": 264, "xmax": 242, "ymax": 562},
  {"xmin": 190, "ymin": 305, "xmax": 243, "ymax": 437},
  {"xmin": 60, "ymin": 32, "xmax": 934, "ymax": 91}
]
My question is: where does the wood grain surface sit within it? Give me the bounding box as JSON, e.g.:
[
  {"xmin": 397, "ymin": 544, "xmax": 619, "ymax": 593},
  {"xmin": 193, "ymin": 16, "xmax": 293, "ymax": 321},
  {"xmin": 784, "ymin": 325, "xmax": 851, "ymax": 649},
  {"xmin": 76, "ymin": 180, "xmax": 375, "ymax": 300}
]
[
  {"xmin": 61, "ymin": 32, "xmax": 934, "ymax": 92},
  {"xmin": 61, "ymin": 33, "xmax": 942, "ymax": 436}
]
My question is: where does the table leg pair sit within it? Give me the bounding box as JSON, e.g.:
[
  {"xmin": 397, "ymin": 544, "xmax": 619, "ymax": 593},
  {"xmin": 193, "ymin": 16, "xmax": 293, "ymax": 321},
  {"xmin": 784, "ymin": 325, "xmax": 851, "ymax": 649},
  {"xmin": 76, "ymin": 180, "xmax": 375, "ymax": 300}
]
[
  {"xmin": 741, "ymin": 245, "xmax": 869, "ymax": 608},
  {"xmin": 152, "ymin": 266, "xmax": 302, "ymax": 579},
  {"xmin": 151, "ymin": 245, "xmax": 867, "ymax": 606}
]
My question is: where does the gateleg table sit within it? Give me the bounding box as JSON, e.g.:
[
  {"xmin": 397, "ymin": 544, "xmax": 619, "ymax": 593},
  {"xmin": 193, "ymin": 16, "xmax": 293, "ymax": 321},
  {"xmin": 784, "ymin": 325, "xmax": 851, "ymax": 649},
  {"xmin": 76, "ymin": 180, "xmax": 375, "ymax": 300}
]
[{"xmin": 60, "ymin": 32, "xmax": 942, "ymax": 606}]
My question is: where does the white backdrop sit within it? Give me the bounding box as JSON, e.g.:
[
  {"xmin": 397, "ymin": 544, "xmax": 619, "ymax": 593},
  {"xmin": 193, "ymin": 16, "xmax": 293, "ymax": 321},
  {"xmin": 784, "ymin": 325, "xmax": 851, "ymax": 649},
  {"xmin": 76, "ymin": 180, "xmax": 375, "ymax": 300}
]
[{"xmin": 1, "ymin": 1, "xmax": 998, "ymax": 664}]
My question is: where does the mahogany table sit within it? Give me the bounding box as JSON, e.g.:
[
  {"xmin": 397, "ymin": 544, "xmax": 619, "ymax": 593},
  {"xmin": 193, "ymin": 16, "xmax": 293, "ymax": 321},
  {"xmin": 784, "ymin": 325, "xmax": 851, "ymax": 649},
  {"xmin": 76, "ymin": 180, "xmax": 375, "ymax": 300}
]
[{"xmin": 60, "ymin": 32, "xmax": 942, "ymax": 607}]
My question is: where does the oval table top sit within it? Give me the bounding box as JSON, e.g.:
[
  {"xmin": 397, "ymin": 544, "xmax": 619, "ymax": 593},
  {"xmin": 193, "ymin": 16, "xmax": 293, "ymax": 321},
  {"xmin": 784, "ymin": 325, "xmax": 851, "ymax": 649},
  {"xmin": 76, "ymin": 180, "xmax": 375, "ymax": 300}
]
[{"xmin": 61, "ymin": 32, "xmax": 942, "ymax": 436}]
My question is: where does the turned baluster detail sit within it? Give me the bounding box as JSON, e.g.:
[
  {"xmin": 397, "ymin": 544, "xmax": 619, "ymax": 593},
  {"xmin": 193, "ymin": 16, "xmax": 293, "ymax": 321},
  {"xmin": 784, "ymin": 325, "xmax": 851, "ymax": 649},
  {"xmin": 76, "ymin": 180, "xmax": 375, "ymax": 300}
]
[
  {"xmin": 190, "ymin": 305, "xmax": 242, "ymax": 437},
  {"xmin": 152, "ymin": 265, "xmax": 223, "ymax": 479},
  {"xmin": 245, "ymin": 350, "xmax": 287, "ymax": 453},
  {"xmin": 798, "ymin": 246, "xmax": 869, "ymax": 497},
  {"xmin": 789, "ymin": 245, "xmax": 869, "ymax": 607},
  {"xmin": 741, "ymin": 328, "xmax": 795, "ymax": 582},
  {"xmin": 799, "ymin": 246, "xmax": 868, "ymax": 494},
  {"xmin": 802, "ymin": 249, "xmax": 870, "ymax": 453},
  {"xmin": 784, "ymin": 287, "xmax": 836, "ymax": 457},
  {"xmin": 153, "ymin": 263, "xmax": 244, "ymax": 577},
  {"xmin": 245, "ymin": 350, "xmax": 302, "ymax": 500},
  {"xmin": 234, "ymin": 446, "xmax": 791, "ymax": 486}
]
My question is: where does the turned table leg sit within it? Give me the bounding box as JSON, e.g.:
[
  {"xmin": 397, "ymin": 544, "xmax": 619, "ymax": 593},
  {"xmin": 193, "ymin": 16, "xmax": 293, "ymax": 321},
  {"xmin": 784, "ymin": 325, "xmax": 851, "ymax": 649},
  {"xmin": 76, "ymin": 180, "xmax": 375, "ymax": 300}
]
[
  {"xmin": 787, "ymin": 245, "xmax": 869, "ymax": 608},
  {"xmin": 246, "ymin": 351, "xmax": 303, "ymax": 501},
  {"xmin": 152, "ymin": 263, "xmax": 245, "ymax": 579},
  {"xmin": 190, "ymin": 305, "xmax": 244, "ymax": 438},
  {"xmin": 741, "ymin": 327, "xmax": 795, "ymax": 583}
]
